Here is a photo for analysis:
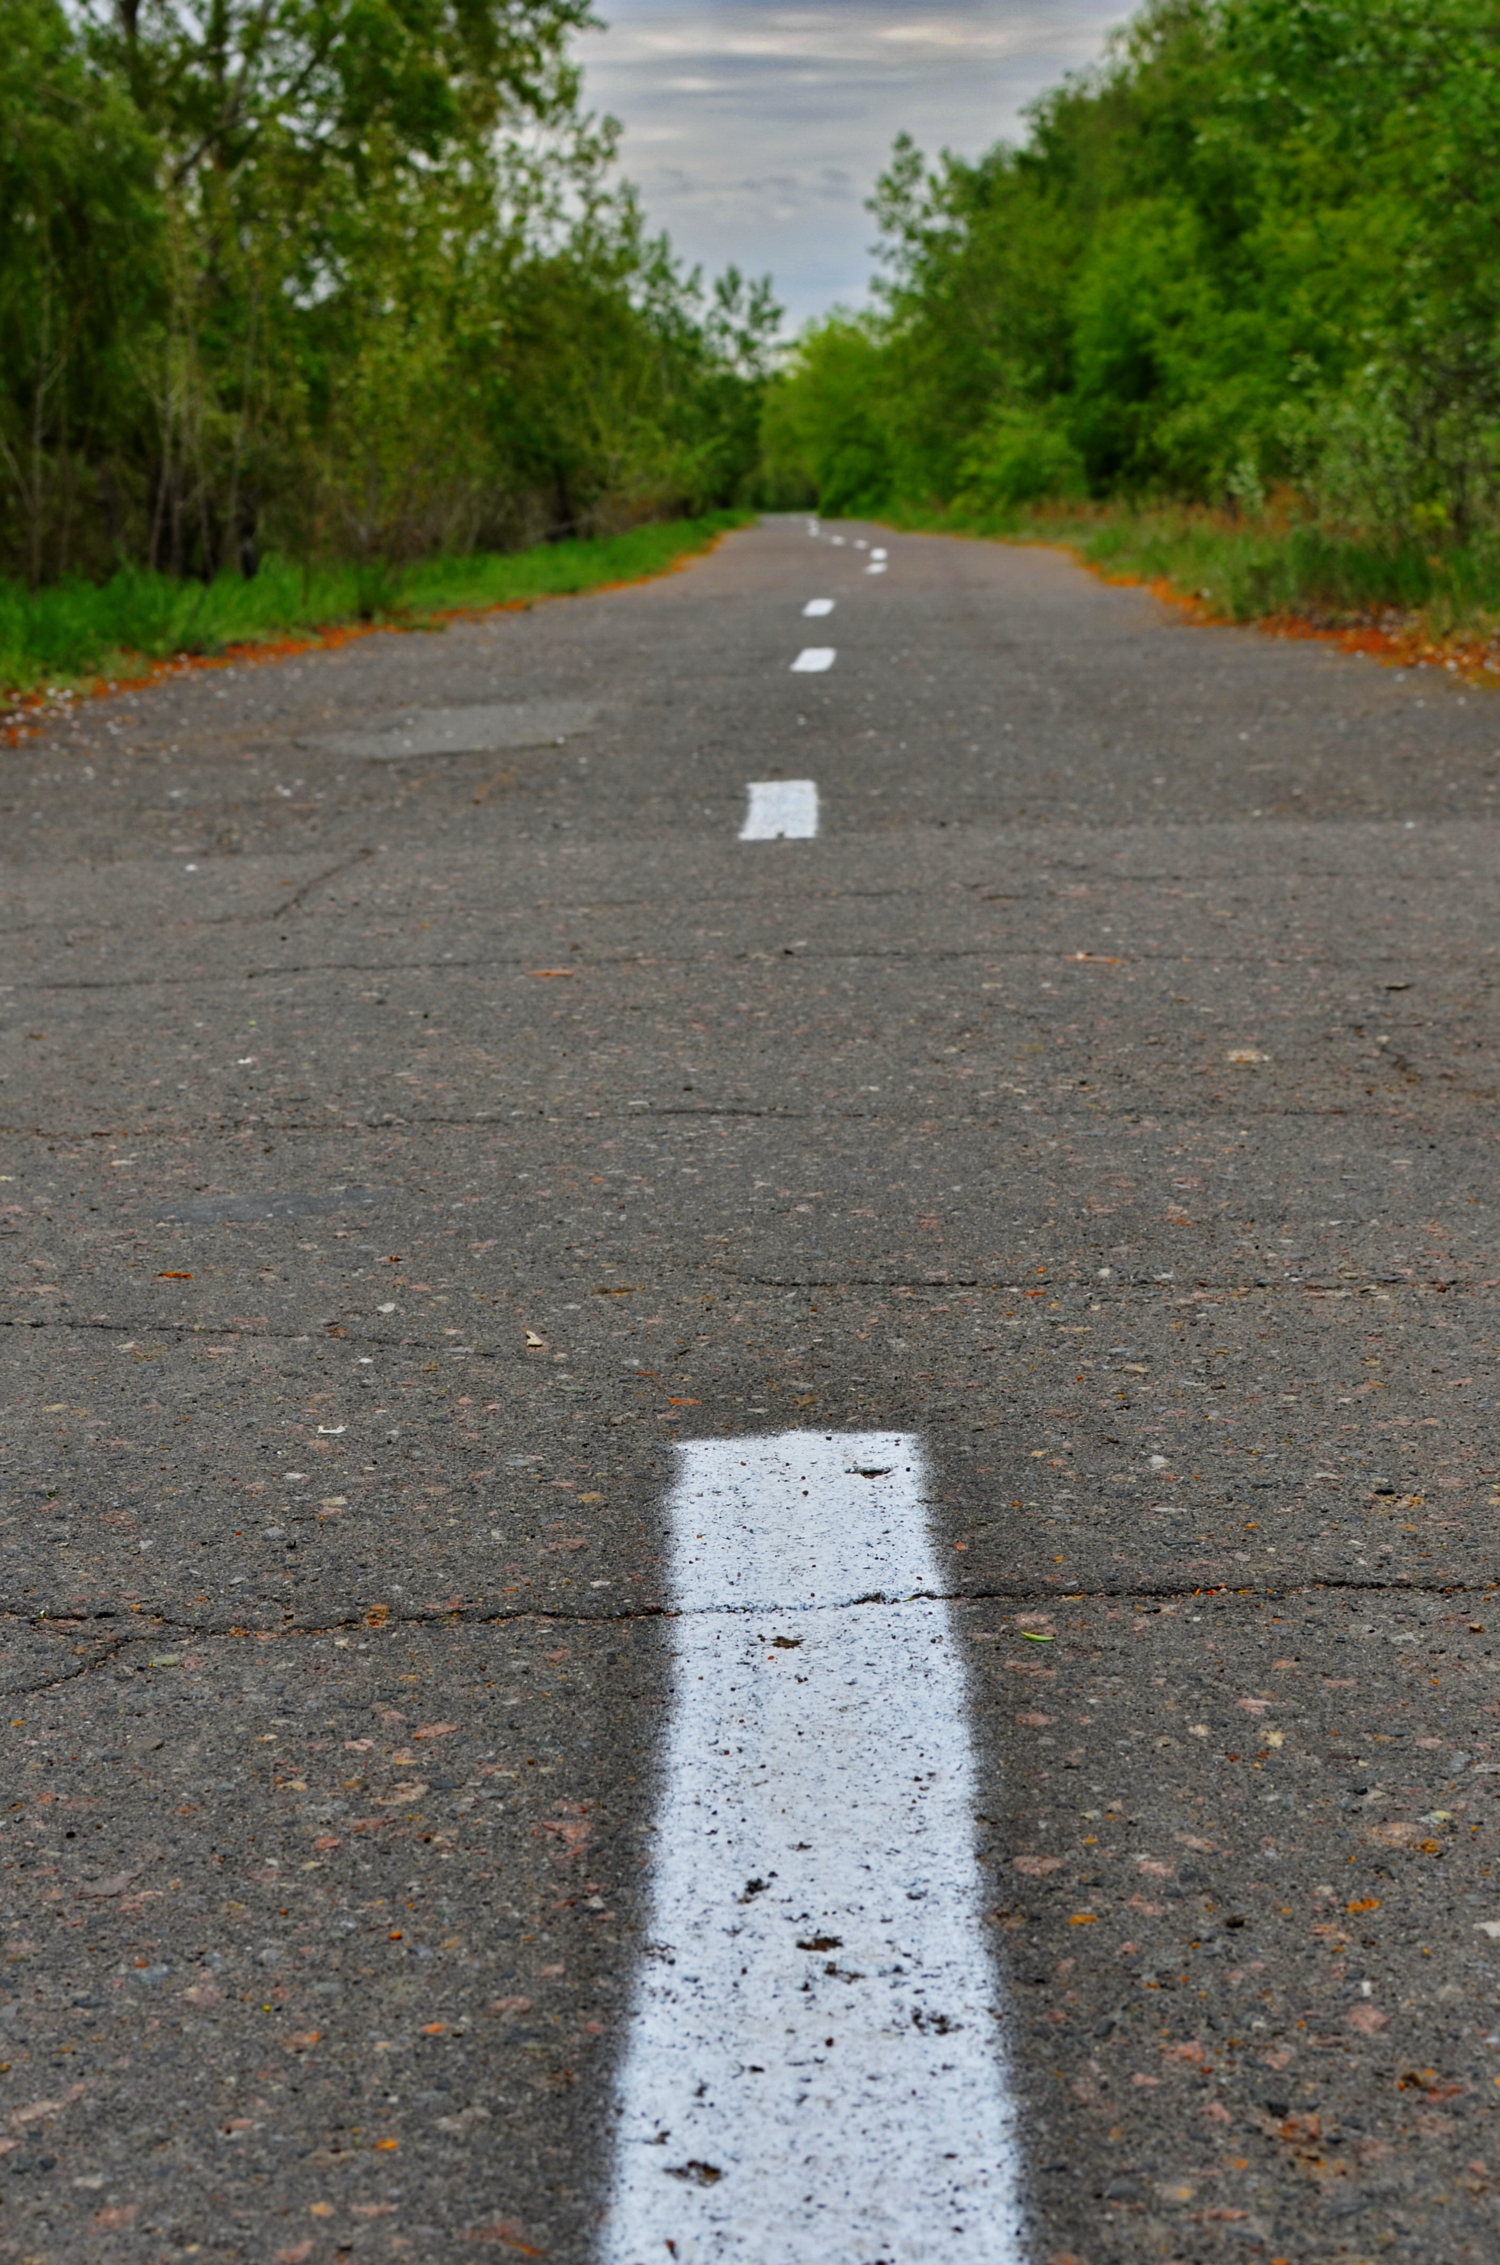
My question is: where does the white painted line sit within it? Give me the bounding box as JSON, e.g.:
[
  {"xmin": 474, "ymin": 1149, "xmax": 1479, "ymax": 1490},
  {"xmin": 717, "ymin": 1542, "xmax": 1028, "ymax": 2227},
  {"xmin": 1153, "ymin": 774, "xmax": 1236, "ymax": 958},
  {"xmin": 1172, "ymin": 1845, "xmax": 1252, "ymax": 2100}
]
[
  {"xmin": 831, "ymin": 535, "xmax": 845, "ymax": 546},
  {"xmin": 854, "ymin": 539, "xmax": 868, "ymax": 550},
  {"xmin": 865, "ymin": 563, "xmax": 887, "ymax": 575},
  {"xmin": 602, "ymin": 1433, "xmax": 1022, "ymax": 2265},
  {"xmin": 791, "ymin": 647, "xmax": 835, "ymax": 673},
  {"xmin": 802, "ymin": 598, "xmax": 835, "ymax": 617},
  {"xmin": 739, "ymin": 780, "xmax": 819, "ymax": 840},
  {"xmin": 871, "ymin": 547, "xmax": 887, "ymax": 560}
]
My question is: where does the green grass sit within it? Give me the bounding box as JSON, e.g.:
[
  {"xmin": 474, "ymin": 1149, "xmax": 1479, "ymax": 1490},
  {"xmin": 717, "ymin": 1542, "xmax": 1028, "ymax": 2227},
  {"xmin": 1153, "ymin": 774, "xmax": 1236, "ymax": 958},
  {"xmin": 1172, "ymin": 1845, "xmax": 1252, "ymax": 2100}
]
[
  {"xmin": 879, "ymin": 496, "xmax": 1500, "ymax": 644},
  {"xmin": 0, "ymin": 511, "xmax": 751, "ymax": 701}
]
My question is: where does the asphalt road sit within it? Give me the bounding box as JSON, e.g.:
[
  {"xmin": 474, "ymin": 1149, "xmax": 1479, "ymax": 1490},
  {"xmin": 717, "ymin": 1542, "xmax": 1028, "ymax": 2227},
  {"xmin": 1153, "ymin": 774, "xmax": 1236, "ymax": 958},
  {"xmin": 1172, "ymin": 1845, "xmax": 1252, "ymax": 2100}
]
[{"xmin": 4, "ymin": 515, "xmax": 1500, "ymax": 2264}]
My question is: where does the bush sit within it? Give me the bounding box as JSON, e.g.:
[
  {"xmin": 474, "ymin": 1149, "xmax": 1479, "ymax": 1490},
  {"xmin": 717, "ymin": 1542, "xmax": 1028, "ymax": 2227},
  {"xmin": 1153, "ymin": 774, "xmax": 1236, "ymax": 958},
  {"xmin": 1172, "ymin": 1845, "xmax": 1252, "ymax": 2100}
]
[{"xmin": 955, "ymin": 412, "xmax": 1088, "ymax": 512}]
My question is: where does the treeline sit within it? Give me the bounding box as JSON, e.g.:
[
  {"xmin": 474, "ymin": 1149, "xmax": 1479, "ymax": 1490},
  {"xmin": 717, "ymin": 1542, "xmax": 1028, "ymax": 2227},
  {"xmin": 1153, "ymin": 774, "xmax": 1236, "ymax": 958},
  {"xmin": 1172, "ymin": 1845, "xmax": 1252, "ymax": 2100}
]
[
  {"xmin": 2, "ymin": 0, "xmax": 776, "ymax": 589},
  {"xmin": 763, "ymin": 0, "xmax": 1500, "ymax": 547}
]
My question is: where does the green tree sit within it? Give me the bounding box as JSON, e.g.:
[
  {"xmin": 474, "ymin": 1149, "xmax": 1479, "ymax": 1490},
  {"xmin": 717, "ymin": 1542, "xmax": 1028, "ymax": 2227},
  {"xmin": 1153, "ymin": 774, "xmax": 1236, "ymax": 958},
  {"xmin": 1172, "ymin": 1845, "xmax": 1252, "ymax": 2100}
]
[{"xmin": 766, "ymin": 0, "xmax": 1500, "ymax": 544}]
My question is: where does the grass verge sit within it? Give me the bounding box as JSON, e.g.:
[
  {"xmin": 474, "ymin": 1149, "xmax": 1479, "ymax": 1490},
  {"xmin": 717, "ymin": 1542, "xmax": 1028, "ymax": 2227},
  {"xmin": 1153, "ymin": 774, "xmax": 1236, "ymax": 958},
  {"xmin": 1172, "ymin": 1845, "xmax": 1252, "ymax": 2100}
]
[
  {"xmin": 1, "ymin": 511, "xmax": 750, "ymax": 710},
  {"xmin": 880, "ymin": 497, "xmax": 1500, "ymax": 681}
]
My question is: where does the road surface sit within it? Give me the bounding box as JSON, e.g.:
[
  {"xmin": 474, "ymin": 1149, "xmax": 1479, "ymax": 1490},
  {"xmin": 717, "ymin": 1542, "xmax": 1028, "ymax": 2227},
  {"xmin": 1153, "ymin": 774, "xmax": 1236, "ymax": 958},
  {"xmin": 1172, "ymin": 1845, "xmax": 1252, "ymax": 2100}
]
[{"xmin": 4, "ymin": 516, "xmax": 1500, "ymax": 2262}]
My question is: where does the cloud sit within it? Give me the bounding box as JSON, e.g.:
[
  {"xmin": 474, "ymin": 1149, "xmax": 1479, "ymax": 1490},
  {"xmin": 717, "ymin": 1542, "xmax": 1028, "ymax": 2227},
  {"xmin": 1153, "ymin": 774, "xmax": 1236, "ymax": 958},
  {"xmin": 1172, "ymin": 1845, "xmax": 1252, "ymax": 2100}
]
[{"xmin": 582, "ymin": 0, "xmax": 1137, "ymax": 323}]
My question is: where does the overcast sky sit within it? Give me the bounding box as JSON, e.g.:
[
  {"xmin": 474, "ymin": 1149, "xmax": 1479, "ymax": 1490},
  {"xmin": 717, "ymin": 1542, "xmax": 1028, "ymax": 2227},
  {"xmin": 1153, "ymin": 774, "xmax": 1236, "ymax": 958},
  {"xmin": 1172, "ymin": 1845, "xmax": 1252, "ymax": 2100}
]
[{"xmin": 579, "ymin": 1, "xmax": 1139, "ymax": 329}]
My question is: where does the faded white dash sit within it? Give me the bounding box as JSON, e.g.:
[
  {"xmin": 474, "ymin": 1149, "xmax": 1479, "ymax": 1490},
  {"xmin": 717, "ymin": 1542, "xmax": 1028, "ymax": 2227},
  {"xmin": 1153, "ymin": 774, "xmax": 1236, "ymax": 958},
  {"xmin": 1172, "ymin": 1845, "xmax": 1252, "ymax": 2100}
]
[
  {"xmin": 865, "ymin": 563, "xmax": 887, "ymax": 575},
  {"xmin": 802, "ymin": 598, "xmax": 835, "ymax": 618},
  {"xmin": 740, "ymin": 781, "xmax": 819, "ymax": 840},
  {"xmin": 790, "ymin": 647, "xmax": 835, "ymax": 673},
  {"xmin": 601, "ymin": 1431, "xmax": 1023, "ymax": 2265}
]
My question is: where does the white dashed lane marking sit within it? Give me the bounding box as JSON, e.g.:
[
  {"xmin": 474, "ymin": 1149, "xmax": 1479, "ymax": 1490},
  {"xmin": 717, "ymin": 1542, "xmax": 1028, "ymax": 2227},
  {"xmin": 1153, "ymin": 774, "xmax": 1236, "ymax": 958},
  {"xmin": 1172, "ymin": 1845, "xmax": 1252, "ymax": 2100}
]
[
  {"xmin": 739, "ymin": 781, "xmax": 819, "ymax": 840},
  {"xmin": 802, "ymin": 598, "xmax": 835, "ymax": 617},
  {"xmin": 791, "ymin": 647, "xmax": 835, "ymax": 673},
  {"xmin": 601, "ymin": 1432, "xmax": 1023, "ymax": 2265},
  {"xmin": 866, "ymin": 563, "xmax": 886, "ymax": 575}
]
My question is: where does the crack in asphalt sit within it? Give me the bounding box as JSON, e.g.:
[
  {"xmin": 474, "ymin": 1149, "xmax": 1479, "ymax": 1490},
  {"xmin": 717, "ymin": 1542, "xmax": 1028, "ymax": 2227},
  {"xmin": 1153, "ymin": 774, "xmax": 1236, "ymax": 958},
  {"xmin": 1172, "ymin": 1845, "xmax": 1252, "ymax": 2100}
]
[
  {"xmin": 260, "ymin": 848, "xmax": 379, "ymax": 923},
  {"xmin": 6, "ymin": 1564, "xmax": 1493, "ymax": 1704},
  {"xmin": 0, "ymin": 1098, "xmax": 1473, "ymax": 1152},
  {"xmin": 0, "ymin": 1272, "xmax": 1476, "ymax": 1355}
]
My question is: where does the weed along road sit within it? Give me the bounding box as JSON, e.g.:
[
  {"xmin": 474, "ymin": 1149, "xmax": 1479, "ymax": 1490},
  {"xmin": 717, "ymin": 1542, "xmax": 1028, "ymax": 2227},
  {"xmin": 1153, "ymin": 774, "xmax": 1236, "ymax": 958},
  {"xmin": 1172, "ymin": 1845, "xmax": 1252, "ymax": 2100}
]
[{"xmin": 6, "ymin": 515, "xmax": 1500, "ymax": 2263}]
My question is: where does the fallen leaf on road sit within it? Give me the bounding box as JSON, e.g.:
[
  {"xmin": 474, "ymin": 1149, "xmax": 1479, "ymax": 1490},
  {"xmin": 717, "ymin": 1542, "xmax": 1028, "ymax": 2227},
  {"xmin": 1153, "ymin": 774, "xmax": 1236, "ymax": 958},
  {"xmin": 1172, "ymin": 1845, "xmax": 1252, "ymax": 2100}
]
[
  {"xmin": 525, "ymin": 1330, "xmax": 546, "ymax": 1348},
  {"xmin": 1397, "ymin": 2068, "xmax": 1466, "ymax": 2096},
  {"xmin": 1013, "ymin": 1855, "xmax": 1064, "ymax": 1875},
  {"xmin": 1347, "ymin": 2005, "xmax": 1390, "ymax": 2035},
  {"xmin": 542, "ymin": 1814, "xmax": 592, "ymax": 1858},
  {"xmin": 527, "ymin": 969, "xmax": 574, "ymax": 979},
  {"xmin": 413, "ymin": 1723, "xmax": 458, "ymax": 1740},
  {"xmin": 10, "ymin": 2084, "xmax": 86, "ymax": 2125},
  {"xmin": 465, "ymin": 2226, "xmax": 548, "ymax": 2256}
]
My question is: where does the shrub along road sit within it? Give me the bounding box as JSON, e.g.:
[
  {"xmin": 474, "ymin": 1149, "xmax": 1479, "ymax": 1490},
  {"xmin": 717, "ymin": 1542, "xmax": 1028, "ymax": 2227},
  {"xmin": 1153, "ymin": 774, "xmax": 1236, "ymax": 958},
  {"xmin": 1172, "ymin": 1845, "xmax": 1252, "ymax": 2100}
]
[{"xmin": 3, "ymin": 518, "xmax": 1500, "ymax": 2261}]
